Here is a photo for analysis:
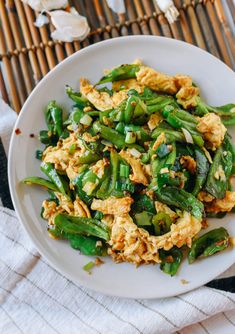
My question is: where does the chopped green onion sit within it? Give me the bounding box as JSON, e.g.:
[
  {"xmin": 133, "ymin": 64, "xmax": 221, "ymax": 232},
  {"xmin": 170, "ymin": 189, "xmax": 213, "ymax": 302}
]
[
  {"xmin": 83, "ymin": 261, "xmax": 95, "ymax": 273},
  {"xmin": 69, "ymin": 143, "xmax": 77, "ymax": 154},
  {"xmin": 120, "ymin": 164, "xmax": 130, "ymax": 178},
  {"xmin": 125, "ymin": 131, "xmax": 136, "ymax": 144},
  {"xmin": 35, "ymin": 150, "xmax": 43, "ymax": 160},
  {"xmin": 115, "ymin": 122, "xmax": 125, "ymax": 134},
  {"xmin": 80, "ymin": 114, "xmax": 93, "ymax": 126}
]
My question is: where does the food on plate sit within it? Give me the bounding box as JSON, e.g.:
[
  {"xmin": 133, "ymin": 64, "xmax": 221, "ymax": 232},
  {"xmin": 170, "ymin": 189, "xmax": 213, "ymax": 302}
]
[{"xmin": 23, "ymin": 61, "xmax": 235, "ymax": 276}]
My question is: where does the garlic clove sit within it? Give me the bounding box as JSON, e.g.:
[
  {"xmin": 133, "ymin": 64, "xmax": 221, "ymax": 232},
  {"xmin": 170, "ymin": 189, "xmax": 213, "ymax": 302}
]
[
  {"xmin": 34, "ymin": 12, "xmax": 49, "ymax": 27},
  {"xmin": 49, "ymin": 9, "xmax": 90, "ymax": 42},
  {"xmin": 106, "ymin": 0, "xmax": 125, "ymax": 14}
]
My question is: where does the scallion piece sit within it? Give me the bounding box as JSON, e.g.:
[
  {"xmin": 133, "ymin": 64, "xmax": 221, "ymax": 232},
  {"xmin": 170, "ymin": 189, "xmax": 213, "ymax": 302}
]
[
  {"xmin": 125, "ymin": 132, "xmax": 136, "ymax": 144},
  {"xmin": 120, "ymin": 164, "xmax": 130, "ymax": 178}
]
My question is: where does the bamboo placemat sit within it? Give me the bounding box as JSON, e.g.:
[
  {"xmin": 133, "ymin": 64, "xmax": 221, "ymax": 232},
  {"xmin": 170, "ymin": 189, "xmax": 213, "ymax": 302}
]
[{"xmin": 0, "ymin": 0, "xmax": 234, "ymax": 113}]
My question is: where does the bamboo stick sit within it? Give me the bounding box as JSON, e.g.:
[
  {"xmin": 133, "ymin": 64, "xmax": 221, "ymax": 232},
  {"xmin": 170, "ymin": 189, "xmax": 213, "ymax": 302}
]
[
  {"xmin": 103, "ymin": 0, "xmax": 119, "ymax": 37},
  {"xmin": 195, "ymin": 2, "xmax": 220, "ymax": 58},
  {"xmin": 227, "ymin": 0, "xmax": 235, "ymax": 23},
  {"xmin": 0, "ymin": 28, "xmax": 21, "ymax": 112},
  {"xmin": 14, "ymin": 0, "xmax": 42, "ymax": 84},
  {"xmin": 153, "ymin": 2, "xmax": 172, "ymax": 38},
  {"xmin": 174, "ymin": 0, "xmax": 194, "ymax": 44},
  {"xmin": 0, "ymin": 1, "xmax": 26, "ymax": 106},
  {"xmin": 37, "ymin": 19, "xmax": 58, "ymax": 70},
  {"xmin": 214, "ymin": 0, "xmax": 235, "ymax": 62},
  {"xmin": 93, "ymin": 0, "xmax": 110, "ymax": 39},
  {"xmin": 23, "ymin": 4, "xmax": 51, "ymax": 73},
  {"xmin": 125, "ymin": 0, "xmax": 141, "ymax": 35},
  {"xmin": 117, "ymin": 12, "xmax": 129, "ymax": 36},
  {"xmin": 48, "ymin": 23, "xmax": 65, "ymax": 63},
  {"xmin": 6, "ymin": 0, "xmax": 33, "ymax": 95},
  {"xmin": 142, "ymin": 0, "xmax": 160, "ymax": 36},
  {"xmin": 77, "ymin": 0, "xmax": 90, "ymax": 47},
  {"xmin": 133, "ymin": 0, "xmax": 150, "ymax": 35},
  {"xmin": 205, "ymin": 1, "xmax": 232, "ymax": 67},
  {"xmin": 183, "ymin": 0, "xmax": 206, "ymax": 50},
  {"xmin": 0, "ymin": 65, "xmax": 10, "ymax": 105},
  {"xmin": 82, "ymin": 0, "xmax": 101, "ymax": 43}
]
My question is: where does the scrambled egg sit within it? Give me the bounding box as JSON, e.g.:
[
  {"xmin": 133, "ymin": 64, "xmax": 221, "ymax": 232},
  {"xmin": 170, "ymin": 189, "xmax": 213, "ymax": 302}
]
[
  {"xmin": 91, "ymin": 196, "xmax": 133, "ymax": 215},
  {"xmin": 80, "ymin": 78, "xmax": 128, "ymax": 111},
  {"xmin": 112, "ymin": 78, "xmax": 144, "ymax": 93},
  {"xmin": 90, "ymin": 159, "xmax": 108, "ymax": 179},
  {"xmin": 152, "ymin": 132, "xmax": 166, "ymax": 151},
  {"xmin": 198, "ymin": 191, "xmax": 215, "ymax": 203},
  {"xmin": 80, "ymin": 78, "xmax": 113, "ymax": 111},
  {"xmin": 205, "ymin": 191, "xmax": 235, "ymax": 213},
  {"xmin": 174, "ymin": 74, "xmax": 193, "ymax": 89},
  {"xmin": 108, "ymin": 212, "xmax": 202, "ymax": 265},
  {"xmin": 43, "ymin": 193, "xmax": 91, "ymax": 226},
  {"xmin": 136, "ymin": 66, "xmax": 177, "ymax": 95},
  {"xmin": 119, "ymin": 149, "xmax": 149, "ymax": 185},
  {"xmin": 197, "ymin": 113, "xmax": 227, "ymax": 150},
  {"xmin": 155, "ymin": 201, "xmax": 178, "ymax": 220},
  {"xmin": 43, "ymin": 132, "xmax": 85, "ymax": 179},
  {"xmin": 180, "ymin": 155, "xmax": 197, "ymax": 174},
  {"xmin": 176, "ymin": 86, "xmax": 199, "ymax": 109},
  {"xmin": 147, "ymin": 113, "xmax": 163, "ymax": 131}
]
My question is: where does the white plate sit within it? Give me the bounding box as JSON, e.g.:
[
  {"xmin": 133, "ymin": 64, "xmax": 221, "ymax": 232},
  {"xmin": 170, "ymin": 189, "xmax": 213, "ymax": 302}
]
[{"xmin": 8, "ymin": 36, "xmax": 235, "ymax": 299}]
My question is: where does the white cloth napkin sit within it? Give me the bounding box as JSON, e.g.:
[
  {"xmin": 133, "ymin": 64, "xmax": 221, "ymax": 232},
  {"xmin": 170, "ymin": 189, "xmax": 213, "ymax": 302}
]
[{"xmin": 1, "ymin": 100, "xmax": 235, "ymax": 334}]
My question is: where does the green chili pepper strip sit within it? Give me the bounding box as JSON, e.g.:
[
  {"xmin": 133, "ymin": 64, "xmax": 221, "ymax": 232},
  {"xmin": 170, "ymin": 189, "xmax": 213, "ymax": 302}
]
[
  {"xmin": 69, "ymin": 235, "xmax": 107, "ymax": 256},
  {"xmin": 97, "ymin": 64, "xmax": 140, "ymax": 84},
  {"xmin": 192, "ymin": 147, "xmax": 210, "ymax": 196},
  {"xmin": 188, "ymin": 227, "xmax": 229, "ymax": 264},
  {"xmin": 93, "ymin": 121, "xmax": 125, "ymax": 149},
  {"xmin": 155, "ymin": 186, "xmax": 204, "ymax": 219},
  {"xmin": 23, "ymin": 177, "xmax": 58, "ymax": 192},
  {"xmin": 151, "ymin": 128, "xmax": 185, "ymax": 143},
  {"xmin": 40, "ymin": 162, "xmax": 69, "ymax": 196},
  {"xmin": 46, "ymin": 101, "xmax": 63, "ymax": 137},
  {"xmin": 159, "ymin": 247, "xmax": 183, "ymax": 276},
  {"xmin": 205, "ymin": 146, "xmax": 233, "ymax": 199},
  {"xmin": 152, "ymin": 212, "xmax": 173, "ymax": 236},
  {"xmin": 54, "ymin": 213, "xmax": 110, "ymax": 241},
  {"xmin": 77, "ymin": 151, "xmax": 100, "ymax": 164}
]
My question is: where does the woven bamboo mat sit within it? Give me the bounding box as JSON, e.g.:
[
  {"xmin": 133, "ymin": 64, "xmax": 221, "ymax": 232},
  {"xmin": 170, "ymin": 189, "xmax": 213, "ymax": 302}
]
[{"xmin": 0, "ymin": 0, "xmax": 234, "ymax": 113}]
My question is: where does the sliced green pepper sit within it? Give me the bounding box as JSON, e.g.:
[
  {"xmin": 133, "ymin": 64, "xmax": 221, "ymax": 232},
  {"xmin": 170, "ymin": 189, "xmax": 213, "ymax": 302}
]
[
  {"xmin": 192, "ymin": 147, "xmax": 210, "ymax": 196},
  {"xmin": 159, "ymin": 247, "xmax": 183, "ymax": 276},
  {"xmin": 23, "ymin": 176, "xmax": 58, "ymax": 192},
  {"xmin": 97, "ymin": 64, "xmax": 140, "ymax": 84},
  {"xmin": 188, "ymin": 227, "xmax": 229, "ymax": 264}
]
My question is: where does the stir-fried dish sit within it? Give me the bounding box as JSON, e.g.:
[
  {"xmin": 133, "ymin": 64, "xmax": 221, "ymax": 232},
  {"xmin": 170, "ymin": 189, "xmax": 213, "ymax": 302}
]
[{"xmin": 23, "ymin": 60, "xmax": 235, "ymax": 276}]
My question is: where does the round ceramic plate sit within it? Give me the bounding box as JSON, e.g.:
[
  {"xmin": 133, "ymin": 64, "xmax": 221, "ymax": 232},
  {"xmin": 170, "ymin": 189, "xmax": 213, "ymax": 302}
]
[{"xmin": 8, "ymin": 36, "xmax": 235, "ymax": 299}]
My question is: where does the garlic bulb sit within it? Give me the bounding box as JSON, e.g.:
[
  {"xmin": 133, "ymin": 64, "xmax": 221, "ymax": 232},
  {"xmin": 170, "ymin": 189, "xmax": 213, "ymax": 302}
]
[
  {"xmin": 106, "ymin": 0, "xmax": 125, "ymax": 14},
  {"xmin": 22, "ymin": 0, "xmax": 68, "ymax": 11},
  {"xmin": 155, "ymin": 0, "xmax": 179, "ymax": 23},
  {"xmin": 49, "ymin": 8, "xmax": 90, "ymax": 42}
]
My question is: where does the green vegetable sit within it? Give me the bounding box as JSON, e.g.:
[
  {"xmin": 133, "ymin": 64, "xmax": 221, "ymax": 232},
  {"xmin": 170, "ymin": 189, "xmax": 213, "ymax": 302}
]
[
  {"xmin": 93, "ymin": 121, "xmax": 125, "ymax": 149},
  {"xmin": 205, "ymin": 146, "xmax": 233, "ymax": 199},
  {"xmin": 54, "ymin": 213, "xmax": 110, "ymax": 241},
  {"xmin": 152, "ymin": 212, "xmax": 172, "ymax": 235},
  {"xmin": 77, "ymin": 151, "xmax": 100, "ymax": 164},
  {"xmin": 192, "ymin": 147, "xmax": 210, "ymax": 196},
  {"xmin": 125, "ymin": 132, "xmax": 136, "ymax": 144},
  {"xmin": 66, "ymin": 86, "xmax": 88, "ymax": 107},
  {"xmin": 83, "ymin": 261, "xmax": 95, "ymax": 272},
  {"xmin": 155, "ymin": 186, "xmax": 204, "ymax": 219},
  {"xmin": 151, "ymin": 128, "xmax": 185, "ymax": 143},
  {"xmin": 69, "ymin": 235, "xmax": 107, "ymax": 256},
  {"xmin": 46, "ymin": 101, "xmax": 63, "ymax": 137},
  {"xmin": 23, "ymin": 176, "xmax": 58, "ymax": 191},
  {"xmin": 35, "ymin": 150, "xmax": 43, "ymax": 160},
  {"xmin": 97, "ymin": 64, "xmax": 140, "ymax": 84},
  {"xmin": 188, "ymin": 227, "xmax": 229, "ymax": 264},
  {"xmin": 135, "ymin": 211, "xmax": 152, "ymax": 227},
  {"xmin": 131, "ymin": 194, "xmax": 156, "ymax": 214},
  {"xmin": 40, "ymin": 162, "xmax": 70, "ymax": 196},
  {"xmin": 120, "ymin": 164, "xmax": 130, "ymax": 178},
  {"xmin": 159, "ymin": 247, "xmax": 183, "ymax": 276}
]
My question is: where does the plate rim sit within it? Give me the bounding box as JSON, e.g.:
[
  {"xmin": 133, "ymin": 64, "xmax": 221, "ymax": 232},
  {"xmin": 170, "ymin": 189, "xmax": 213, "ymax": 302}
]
[{"xmin": 8, "ymin": 35, "xmax": 235, "ymax": 299}]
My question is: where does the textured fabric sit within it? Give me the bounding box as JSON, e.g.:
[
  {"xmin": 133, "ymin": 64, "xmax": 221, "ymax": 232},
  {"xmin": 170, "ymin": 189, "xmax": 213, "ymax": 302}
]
[
  {"xmin": 1, "ymin": 99, "xmax": 235, "ymax": 333},
  {"xmin": 0, "ymin": 207, "xmax": 235, "ymax": 334}
]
